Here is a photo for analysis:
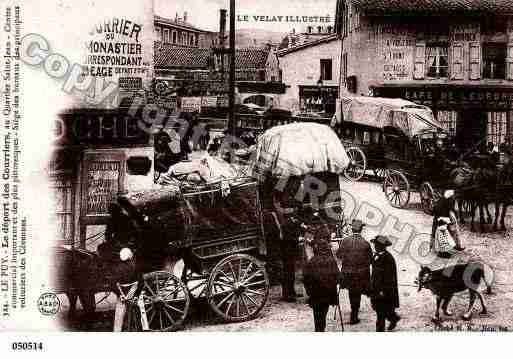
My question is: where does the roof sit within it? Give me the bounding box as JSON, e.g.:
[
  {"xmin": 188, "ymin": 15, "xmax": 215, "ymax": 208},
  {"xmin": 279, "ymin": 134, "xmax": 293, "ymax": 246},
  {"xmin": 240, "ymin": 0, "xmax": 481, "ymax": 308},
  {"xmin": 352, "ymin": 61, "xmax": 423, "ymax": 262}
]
[
  {"xmin": 154, "ymin": 15, "xmax": 210, "ymax": 33},
  {"xmin": 155, "ymin": 44, "xmax": 272, "ymax": 70},
  {"xmin": 235, "ymin": 48, "xmax": 270, "ymax": 69},
  {"xmin": 277, "ymin": 34, "xmax": 339, "ymax": 56},
  {"xmin": 350, "ymin": 0, "xmax": 513, "ymax": 14},
  {"xmin": 154, "ymin": 42, "xmax": 212, "ymax": 69}
]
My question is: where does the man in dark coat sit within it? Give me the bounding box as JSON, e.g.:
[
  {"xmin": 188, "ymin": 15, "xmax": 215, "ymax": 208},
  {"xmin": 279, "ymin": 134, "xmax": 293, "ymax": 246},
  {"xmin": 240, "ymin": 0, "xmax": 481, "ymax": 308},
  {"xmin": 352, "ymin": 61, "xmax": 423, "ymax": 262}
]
[
  {"xmin": 303, "ymin": 237, "xmax": 340, "ymax": 332},
  {"xmin": 272, "ymin": 196, "xmax": 304, "ymax": 302},
  {"xmin": 336, "ymin": 219, "xmax": 373, "ymax": 324},
  {"xmin": 370, "ymin": 235, "xmax": 401, "ymax": 332}
]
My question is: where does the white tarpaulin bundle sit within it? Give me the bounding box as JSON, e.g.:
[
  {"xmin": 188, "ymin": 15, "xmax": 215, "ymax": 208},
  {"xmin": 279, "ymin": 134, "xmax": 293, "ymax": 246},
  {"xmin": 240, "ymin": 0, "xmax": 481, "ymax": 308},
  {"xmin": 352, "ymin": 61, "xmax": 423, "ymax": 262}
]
[
  {"xmin": 250, "ymin": 123, "xmax": 350, "ymax": 177},
  {"xmin": 333, "ymin": 96, "xmax": 443, "ymax": 138}
]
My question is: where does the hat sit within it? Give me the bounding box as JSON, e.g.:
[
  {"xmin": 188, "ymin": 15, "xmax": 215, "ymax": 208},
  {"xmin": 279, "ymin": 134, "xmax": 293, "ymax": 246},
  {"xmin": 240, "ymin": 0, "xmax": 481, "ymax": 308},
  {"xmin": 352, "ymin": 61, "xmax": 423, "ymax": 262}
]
[
  {"xmin": 444, "ymin": 189, "xmax": 455, "ymax": 199},
  {"xmin": 351, "ymin": 219, "xmax": 365, "ymax": 232},
  {"xmin": 371, "ymin": 235, "xmax": 392, "ymax": 247}
]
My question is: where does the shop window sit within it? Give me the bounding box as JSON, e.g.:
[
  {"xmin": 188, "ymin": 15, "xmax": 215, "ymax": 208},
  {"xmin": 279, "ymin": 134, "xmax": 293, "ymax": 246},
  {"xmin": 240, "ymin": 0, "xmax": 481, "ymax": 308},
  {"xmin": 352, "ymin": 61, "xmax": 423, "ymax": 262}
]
[
  {"xmin": 437, "ymin": 110, "xmax": 457, "ymax": 137},
  {"xmin": 483, "ymin": 44, "xmax": 506, "ymax": 79},
  {"xmin": 50, "ymin": 176, "xmax": 75, "ymax": 245},
  {"xmin": 426, "ymin": 44, "xmax": 448, "ymax": 78},
  {"xmin": 320, "ymin": 59, "xmax": 333, "ymax": 81},
  {"xmin": 163, "ymin": 29, "xmax": 170, "ymax": 43},
  {"xmin": 487, "ymin": 111, "xmax": 508, "ymax": 146}
]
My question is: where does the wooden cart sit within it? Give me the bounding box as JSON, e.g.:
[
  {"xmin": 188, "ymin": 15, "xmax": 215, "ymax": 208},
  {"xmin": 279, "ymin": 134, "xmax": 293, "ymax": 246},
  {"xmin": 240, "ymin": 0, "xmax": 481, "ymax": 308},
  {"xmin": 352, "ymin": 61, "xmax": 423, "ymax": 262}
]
[{"xmin": 104, "ymin": 178, "xmax": 270, "ymax": 331}]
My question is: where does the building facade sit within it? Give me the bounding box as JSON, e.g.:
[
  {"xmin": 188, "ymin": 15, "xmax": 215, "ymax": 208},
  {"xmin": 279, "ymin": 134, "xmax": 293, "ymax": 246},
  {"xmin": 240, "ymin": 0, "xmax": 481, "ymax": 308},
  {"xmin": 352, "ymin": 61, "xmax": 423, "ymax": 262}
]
[
  {"xmin": 154, "ymin": 44, "xmax": 283, "ymax": 110},
  {"xmin": 154, "ymin": 13, "xmax": 217, "ymax": 48},
  {"xmin": 278, "ymin": 35, "xmax": 341, "ymax": 114},
  {"xmin": 337, "ymin": 0, "xmax": 513, "ymax": 151}
]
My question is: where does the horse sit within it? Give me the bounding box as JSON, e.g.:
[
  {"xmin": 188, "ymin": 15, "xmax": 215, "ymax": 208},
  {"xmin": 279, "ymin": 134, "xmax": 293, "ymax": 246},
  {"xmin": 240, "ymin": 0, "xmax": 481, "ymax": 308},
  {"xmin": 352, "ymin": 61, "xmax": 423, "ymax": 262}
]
[
  {"xmin": 417, "ymin": 262, "xmax": 489, "ymax": 322},
  {"xmin": 448, "ymin": 159, "xmax": 496, "ymax": 232},
  {"xmin": 494, "ymin": 154, "xmax": 513, "ymax": 231}
]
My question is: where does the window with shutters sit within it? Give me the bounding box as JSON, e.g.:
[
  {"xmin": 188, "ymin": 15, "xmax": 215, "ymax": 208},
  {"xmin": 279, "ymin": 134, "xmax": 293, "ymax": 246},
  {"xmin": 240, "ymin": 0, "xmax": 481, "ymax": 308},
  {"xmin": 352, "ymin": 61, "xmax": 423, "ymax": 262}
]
[
  {"xmin": 163, "ymin": 29, "xmax": 170, "ymax": 43},
  {"xmin": 483, "ymin": 44, "xmax": 507, "ymax": 79},
  {"xmin": 426, "ymin": 44, "xmax": 449, "ymax": 78},
  {"xmin": 172, "ymin": 30, "xmax": 177, "ymax": 44},
  {"xmin": 156, "ymin": 27, "xmax": 162, "ymax": 42},
  {"xmin": 487, "ymin": 112, "xmax": 508, "ymax": 146}
]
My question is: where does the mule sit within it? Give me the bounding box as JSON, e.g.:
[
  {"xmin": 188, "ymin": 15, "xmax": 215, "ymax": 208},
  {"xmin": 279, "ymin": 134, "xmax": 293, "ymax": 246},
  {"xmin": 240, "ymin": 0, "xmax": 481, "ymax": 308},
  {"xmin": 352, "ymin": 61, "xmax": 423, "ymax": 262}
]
[{"xmin": 417, "ymin": 262, "xmax": 489, "ymax": 322}]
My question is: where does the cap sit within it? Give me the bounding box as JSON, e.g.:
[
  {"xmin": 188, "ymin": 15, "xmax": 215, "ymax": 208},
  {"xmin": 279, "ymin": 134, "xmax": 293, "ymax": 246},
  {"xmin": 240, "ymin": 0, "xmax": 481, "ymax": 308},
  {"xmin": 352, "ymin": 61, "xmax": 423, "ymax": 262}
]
[
  {"xmin": 371, "ymin": 235, "xmax": 392, "ymax": 247},
  {"xmin": 351, "ymin": 219, "xmax": 365, "ymax": 231}
]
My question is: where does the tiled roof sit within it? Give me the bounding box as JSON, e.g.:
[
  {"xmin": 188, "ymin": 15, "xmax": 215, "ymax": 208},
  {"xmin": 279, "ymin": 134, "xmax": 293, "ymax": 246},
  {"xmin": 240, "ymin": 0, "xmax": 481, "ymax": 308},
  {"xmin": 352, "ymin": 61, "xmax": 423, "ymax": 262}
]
[
  {"xmin": 277, "ymin": 35, "xmax": 339, "ymax": 56},
  {"xmin": 351, "ymin": 0, "xmax": 513, "ymax": 13},
  {"xmin": 154, "ymin": 42, "xmax": 212, "ymax": 69},
  {"xmin": 234, "ymin": 48, "xmax": 270, "ymax": 69},
  {"xmin": 155, "ymin": 43, "xmax": 271, "ymax": 70}
]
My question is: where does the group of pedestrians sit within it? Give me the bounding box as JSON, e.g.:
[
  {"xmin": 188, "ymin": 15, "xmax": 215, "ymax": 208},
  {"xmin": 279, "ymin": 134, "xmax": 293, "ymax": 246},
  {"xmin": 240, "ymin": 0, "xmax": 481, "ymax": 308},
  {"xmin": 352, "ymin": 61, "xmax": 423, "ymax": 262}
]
[{"xmin": 272, "ymin": 197, "xmax": 401, "ymax": 332}]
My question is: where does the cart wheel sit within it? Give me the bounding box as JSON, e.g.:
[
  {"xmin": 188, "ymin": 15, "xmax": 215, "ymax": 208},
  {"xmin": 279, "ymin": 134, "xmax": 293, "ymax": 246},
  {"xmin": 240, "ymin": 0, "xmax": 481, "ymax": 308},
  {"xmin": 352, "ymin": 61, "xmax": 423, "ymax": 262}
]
[
  {"xmin": 344, "ymin": 147, "xmax": 367, "ymax": 181},
  {"xmin": 207, "ymin": 254, "xmax": 269, "ymax": 323},
  {"xmin": 420, "ymin": 182, "xmax": 440, "ymax": 215},
  {"xmin": 384, "ymin": 170, "xmax": 410, "ymax": 208},
  {"xmin": 141, "ymin": 271, "xmax": 190, "ymax": 331}
]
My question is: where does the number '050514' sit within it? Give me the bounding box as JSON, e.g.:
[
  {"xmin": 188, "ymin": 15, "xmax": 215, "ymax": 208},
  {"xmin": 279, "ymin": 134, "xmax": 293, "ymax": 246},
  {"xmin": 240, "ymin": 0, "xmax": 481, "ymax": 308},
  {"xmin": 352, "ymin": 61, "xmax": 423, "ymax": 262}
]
[{"xmin": 12, "ymin": 342, "xmax": 43, "ymax": 350}]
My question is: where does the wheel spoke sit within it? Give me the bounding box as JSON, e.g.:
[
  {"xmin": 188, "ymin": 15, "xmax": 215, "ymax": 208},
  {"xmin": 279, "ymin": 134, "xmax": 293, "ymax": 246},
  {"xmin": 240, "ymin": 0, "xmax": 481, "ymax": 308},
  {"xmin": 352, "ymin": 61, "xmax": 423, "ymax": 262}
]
[
  {"xmin": 242, "ymin": 292, "xmax": 259, "ymax": 307},
  {"xmin": 244, "ymin": 280, "xmax": 267, "ymax": 287},
  {"xmin": 225, "ymin": 294, "xmax": 236, "ymax": 316},
  {"xmin": 217, "ymin": 291, "xmax": 235, "ymax": 308},
  {"xmin": 162, "ymin": 286, "xmax": 181, "ymax": 300},
  {"xmin": 240, "ymin": 294, "xmax": 250, "ymax": 315},
  {"xmin": 162, "ymin": 306, "xmax": 176, "ymax": 325},
  {"xmin": 245, "ymin": 288, "xmax": 265, "ymax": 296},
  {"xmin": 242, "ymin": 269, "xmax": 264, "ymax": 285},
  {"xmin": 144, "ymin": 282, "xmax": 156, "ymax": 297},
  {"xmin": 227, "ymin": 262, "xmax": 238, "ymax": 282},
  {"xmin": 164, "ymin": 302, "xmax": 185, "ymax": 315},
  {"xmin": 239, "ymin": 262, "xmax": 253, "ymax": 282},
  {"xmin": 159, "ymin": 310, "xmax": 163, "ymax": 329},
  {"xmin": 236, "ymin": 295, "xmax": 240, "ymax": 317}
]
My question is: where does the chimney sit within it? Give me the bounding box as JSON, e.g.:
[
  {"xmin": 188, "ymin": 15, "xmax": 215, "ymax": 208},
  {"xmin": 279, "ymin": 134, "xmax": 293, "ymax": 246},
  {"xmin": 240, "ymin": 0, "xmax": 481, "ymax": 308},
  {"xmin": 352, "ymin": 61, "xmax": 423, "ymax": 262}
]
[
  {"xmin": 175, "ymin": 12, "xmax": 178, "ymax": 21},
  {"xmin": 183, "ymin": 11, "xmax": 188, "ymax": 22},
  {"xmin": 219, "ymin": 9, "xmax": 227, "ymax": 48}
]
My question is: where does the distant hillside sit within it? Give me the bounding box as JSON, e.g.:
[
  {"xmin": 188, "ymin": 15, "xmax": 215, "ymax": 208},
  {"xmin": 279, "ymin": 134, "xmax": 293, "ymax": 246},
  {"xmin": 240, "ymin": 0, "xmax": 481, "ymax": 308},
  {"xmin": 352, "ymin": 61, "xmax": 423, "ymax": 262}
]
[
  {"xmin": 212, "ymin": 28, "xmax": 287, "ymax": 47},
  {"xmin": 236, "ymin": 28, "xmax": 286, "ymax": 47}
]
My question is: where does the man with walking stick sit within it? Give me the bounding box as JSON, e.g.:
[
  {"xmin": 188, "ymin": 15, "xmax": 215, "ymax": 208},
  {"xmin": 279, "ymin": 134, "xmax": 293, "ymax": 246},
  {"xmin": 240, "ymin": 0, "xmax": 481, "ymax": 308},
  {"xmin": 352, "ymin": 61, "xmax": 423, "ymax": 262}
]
[{"xmin": 336, "ymin": 219, "xmax": 373, "ymax": 325}]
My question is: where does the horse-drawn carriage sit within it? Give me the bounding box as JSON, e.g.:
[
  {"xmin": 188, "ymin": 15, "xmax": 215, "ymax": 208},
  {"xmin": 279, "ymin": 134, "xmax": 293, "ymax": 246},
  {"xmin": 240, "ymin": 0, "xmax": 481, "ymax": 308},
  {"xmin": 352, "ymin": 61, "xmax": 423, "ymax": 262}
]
[
  {"xmin": 53, "ymin": 122, "xmax": 351, "ymax": 331},
  {"xmin": 331, "ymin": 97, "xmax": 444, "ymax": 182},
  {"xmin": 332, "ymin": 96, "xmax": 449, "ymax": 211}
]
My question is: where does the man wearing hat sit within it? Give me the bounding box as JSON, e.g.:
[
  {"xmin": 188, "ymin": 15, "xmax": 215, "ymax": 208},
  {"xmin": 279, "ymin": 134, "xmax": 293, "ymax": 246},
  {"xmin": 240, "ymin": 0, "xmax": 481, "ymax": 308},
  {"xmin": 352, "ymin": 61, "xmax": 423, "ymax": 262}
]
[
  {"xmin": 271, "ymin": 194, "xmax": 305, "ymax": 302},
  {"xmin": 336, "ymin": 219, "xmax": 373, "ymax": 324},
  {"xmin": 370, "ymin": 235, "xmax": 400, "ymax": 332},
  {"xmin": 431, "ymin": 189, "xmax": 464, "ymax": 252}
]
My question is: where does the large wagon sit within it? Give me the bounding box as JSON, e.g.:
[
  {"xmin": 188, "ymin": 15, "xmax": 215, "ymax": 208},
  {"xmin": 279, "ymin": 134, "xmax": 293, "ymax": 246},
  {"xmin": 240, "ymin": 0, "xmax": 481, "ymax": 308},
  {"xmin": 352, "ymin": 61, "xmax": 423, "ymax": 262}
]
[
  {"xmin": 111, "ymin": 178, "xmax": 270, "ymax": 331},
  {"xmin": 331, "ymin": 96, "xmax": 443, "ymax": 182}
]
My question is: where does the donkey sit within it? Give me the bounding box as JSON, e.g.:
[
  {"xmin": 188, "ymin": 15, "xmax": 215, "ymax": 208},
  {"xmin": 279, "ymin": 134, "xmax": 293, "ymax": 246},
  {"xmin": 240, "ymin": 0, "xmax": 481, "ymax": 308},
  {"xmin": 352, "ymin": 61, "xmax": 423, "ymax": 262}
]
[{"xmin": 417, "ymin": 262, "xmax": 489, "ymax": 323}]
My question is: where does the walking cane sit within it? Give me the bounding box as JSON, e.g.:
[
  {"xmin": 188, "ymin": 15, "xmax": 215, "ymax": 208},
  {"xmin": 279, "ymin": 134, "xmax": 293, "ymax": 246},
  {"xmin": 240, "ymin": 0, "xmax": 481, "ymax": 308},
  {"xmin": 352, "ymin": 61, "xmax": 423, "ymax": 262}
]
[{"xmin": 332, "ymin": 286, "xmax": 344, "ymax": 332}]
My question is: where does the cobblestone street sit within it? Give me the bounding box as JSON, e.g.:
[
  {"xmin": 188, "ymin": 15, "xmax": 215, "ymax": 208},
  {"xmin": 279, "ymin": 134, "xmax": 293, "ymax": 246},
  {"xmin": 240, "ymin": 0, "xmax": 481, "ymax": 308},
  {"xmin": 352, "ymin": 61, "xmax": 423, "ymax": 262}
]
[{"xmin": 59, "ymin": 178, "xmax": 513, "ymax": 332}]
